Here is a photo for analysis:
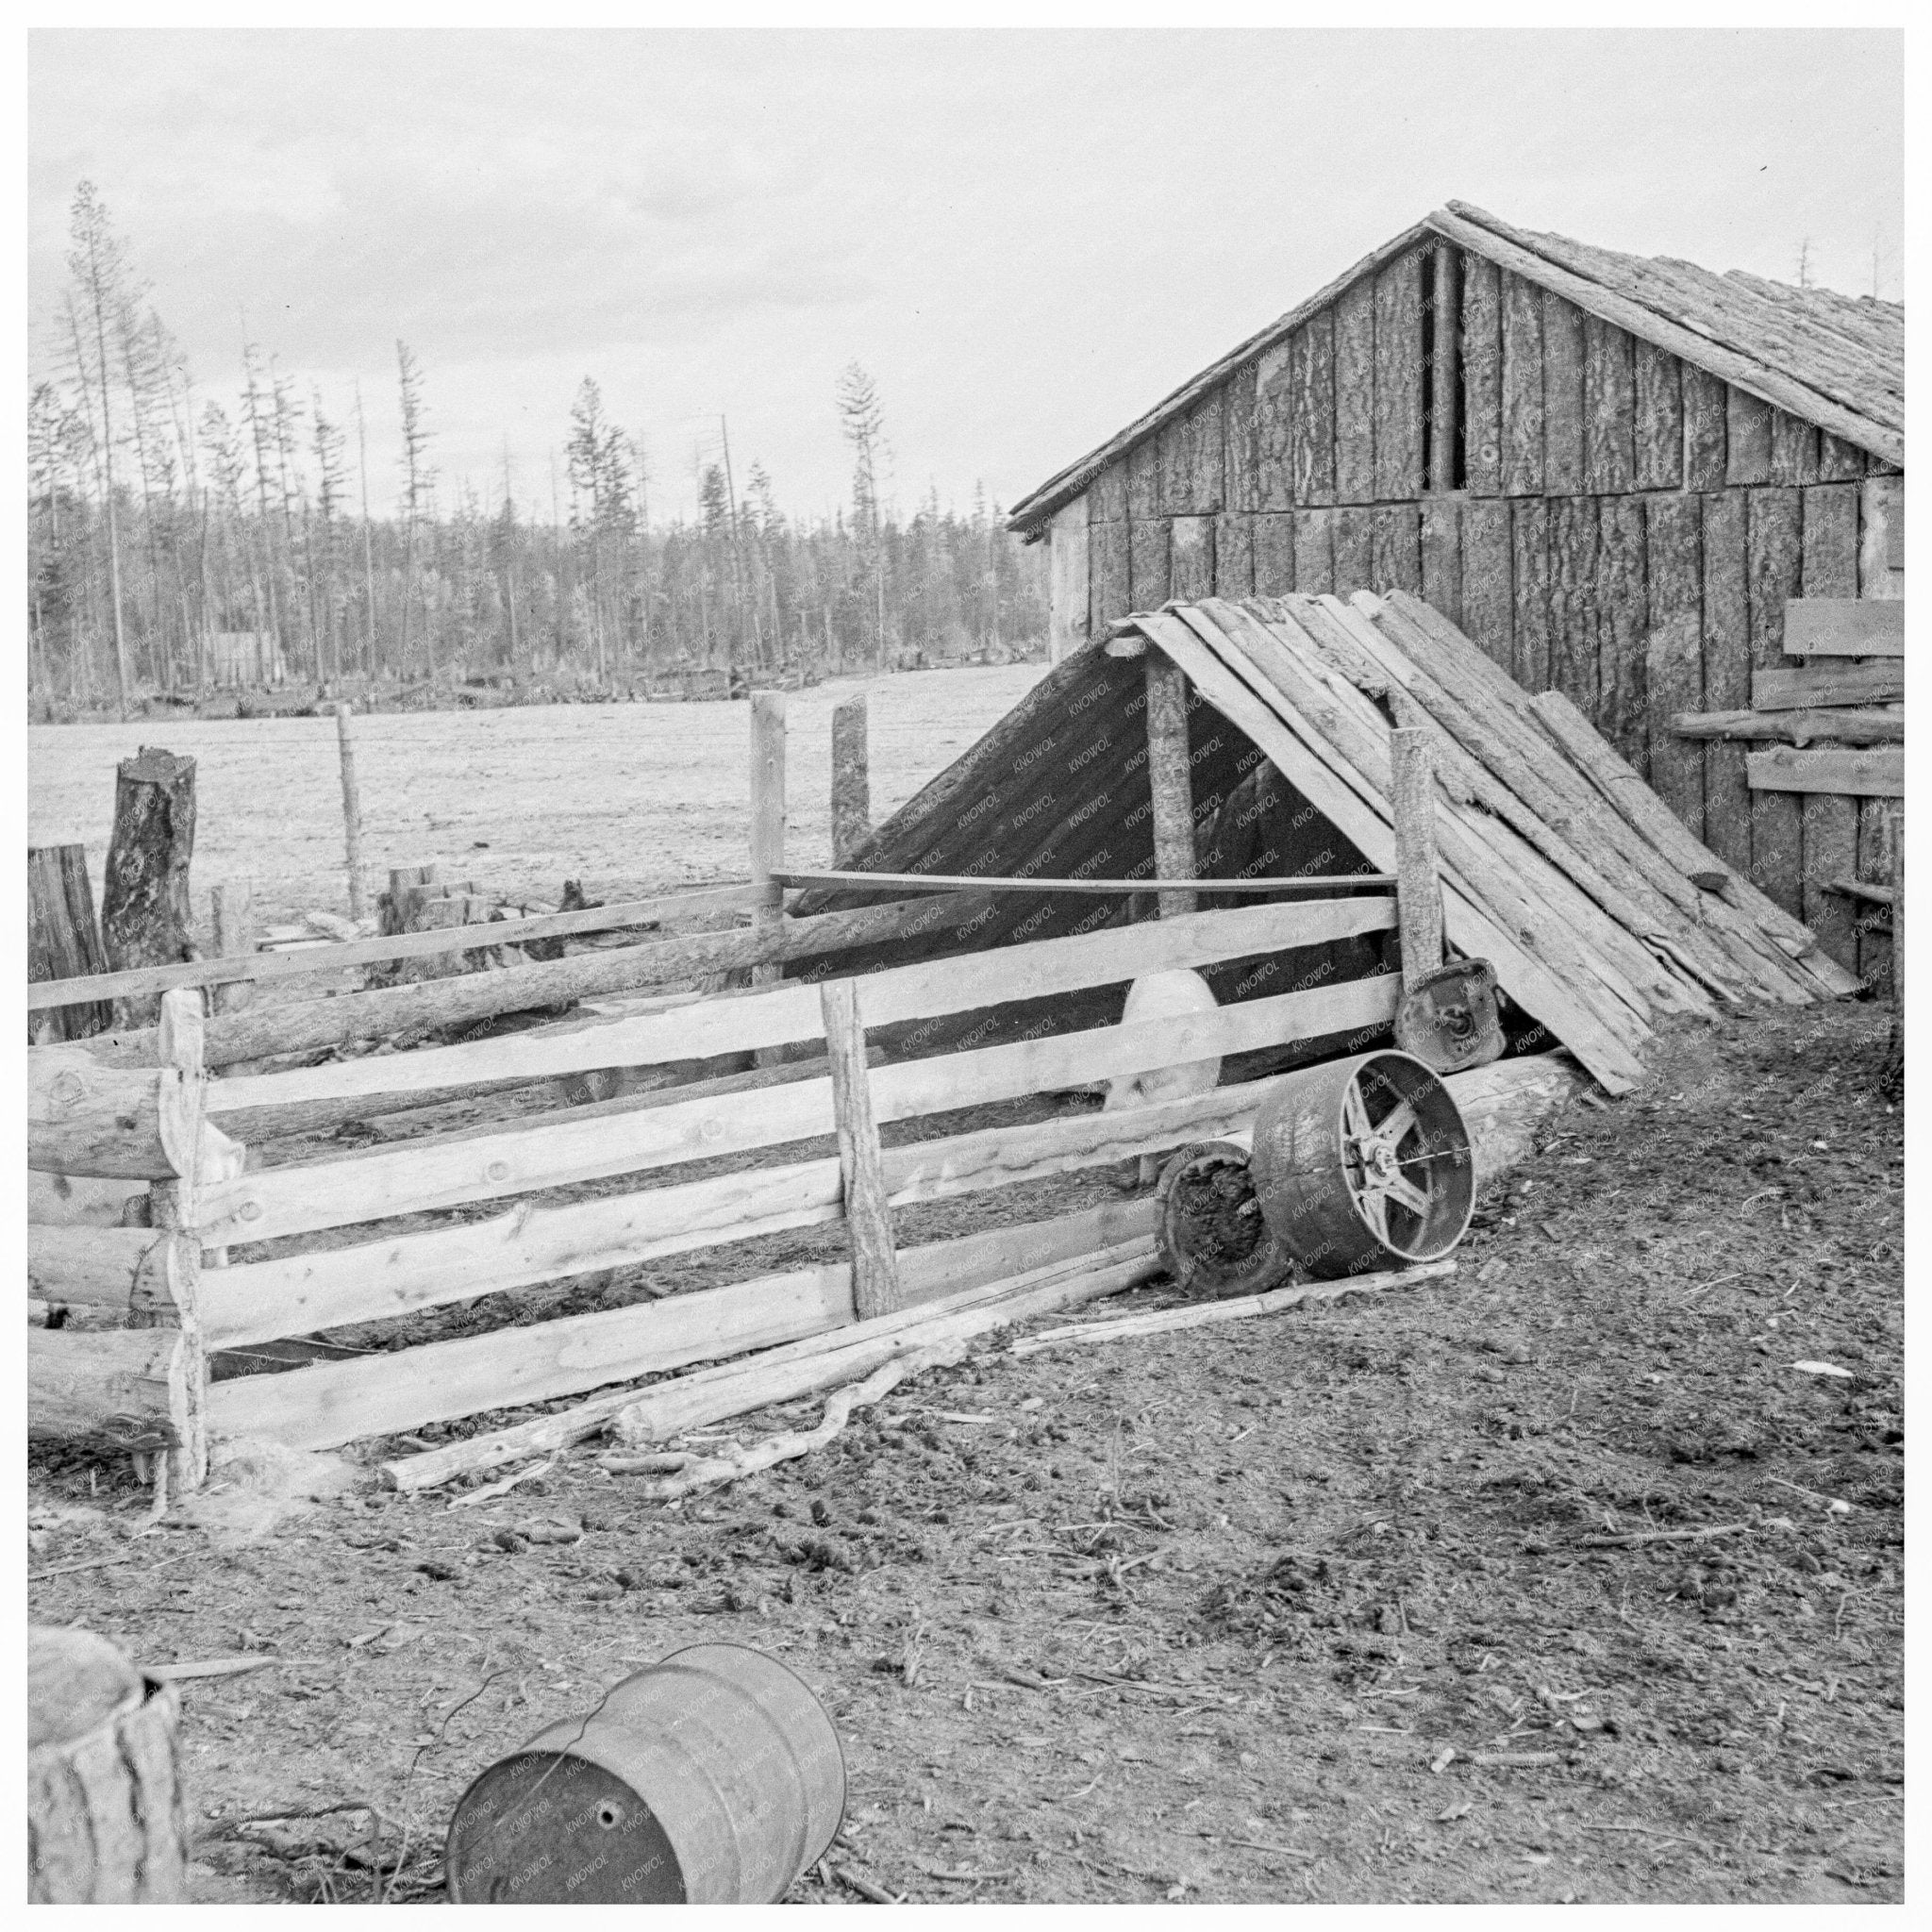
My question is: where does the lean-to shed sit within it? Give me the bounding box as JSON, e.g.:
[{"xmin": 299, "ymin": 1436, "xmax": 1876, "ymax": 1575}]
[{"xmin": 1007, "ymin": 204, "xmax": 1904, "ymax": 974}]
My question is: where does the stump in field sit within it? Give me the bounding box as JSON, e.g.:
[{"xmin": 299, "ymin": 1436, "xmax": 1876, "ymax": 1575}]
[
  {"xmin": 28, "ymin": 1625, "xmax": 189, "ymax": 1902},
  {"xmin": 100, "ymin": 748, "xmax": 198, "ymax": 1029},
  {"xmin": 28, "ymin": 844, "xmax": 114, "ymax": 1043}
]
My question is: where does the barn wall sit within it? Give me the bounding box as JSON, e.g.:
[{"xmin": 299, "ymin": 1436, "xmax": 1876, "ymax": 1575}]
[{"xmin": 1066, "ymin": 244, "xmax": 1902, "ymax": 968}]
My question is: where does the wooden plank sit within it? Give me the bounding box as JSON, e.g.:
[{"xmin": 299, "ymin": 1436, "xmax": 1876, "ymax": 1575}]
[
  {"xmin": 1047, "ymin": 496, "xmax": 1091, "ymax": 664},
  {"xmin": 1373, "ymin": 506, "xmax": 1422, "ymax": 594},
  {"xmin": 1333, "ymin": 279, "xmax": 1376, "ymax": 503},
  {"xmin": 1725, "ymin": 387, "xmax": 1774, "ymax": 485},
  {"xmin": 1582, "ymin": 315, "xmax": 1636, "ymax": 493},
  {"xmin": 1499, "ymin": 269, "xmax": 1544, "ymax": 495},
  {"xmin": 1700, "ymin": 491, "xmax": 1752, "ymax": 875},
  {"xmin": 1126, "ymin": 439, "xmax": 1161, "ymax": 522},
  {"xmin": 1291, "ymin": 315, "xmax": 1336, "ymax": 507},
  {"xmin": 196, "ymin": 966, "xmax": 1406, "ymax": 1247},
  {"xmin": 1747, "ymin": 748, "xmax": 1905, "ymax": 798},
  {"xmin": 1390, "ymin": 729, "xmax": 1443, "ymax": 985},
  {"xmin": 1547, "ymin": 495, "xmax": 1599, "ymax": 715},
  {"xmin": 1801, "ymin": 793, "xmax": 1859, "ymax": 970},
  {"xmin": 1213, "ymin": 513, "xmax": 1255, "ymax": 597},
  {"xmin": 1597, "ymin": 497, "xmax": 1648, "ymax": 775},
  {"xmin": 1169, "ymin": 516, "xmax": 1215, "ymax": 601},
  {"xmin": 1374, "ymin": 251, "xmax": 1425, "ymax": 500},
  {"xmin": 1770, "ymin": 409, "xmax": 1821, "ymax": 487},
  {"xmin": 1644, "ymin": 492, "xmax": 1705, "ymax": 839},
  {"xmin": 1541, "ymin": 291, "xmax": 1586, "ymax": 493},
  {"xmin": 1633, "ymin": 341, "xmax": 1683, "ymax": 490},
  {"xmin": 1670, "ymin": 708, "xmax": 1902, "ymax": 747},
  {"xmin": 1222, "ymin": 363, "xmax": 1257, "ymax": 512},
  {"xmin": 1859, "ymin": 477, "xmax": 1905, "ymax": 600},
  {"xmin": 1333, "ymin": 508, "xmax": 1374, "ymax": 591},
  {"xmin": 1254, "ymin": 340, "xmax": 1294, "ymax": 511},
  {"xmin": 1817, "ymin": 432, "xmax": 1866, "ymax": 484},
  {"xmin": 1250, "ymin": 512, "xmax": 1293, "ymax": 595},
  {"xmin": 1459, "ymin": 252, "xmax": 1502, "ymax": 495},
  {"xmin": 1752, "ymin": 659, "xmax": 1904, "ymax": 711},
  {"xmin": 1747, "ymin": 490, "xmax": 1805, "ymax": 917},
  {"xmin": 1292, "ymin": 508, "xmax": 1335, "ymax": 595},
  {"xmin": 1128, "ymin": 519, "xmax": 1171, "ymax": 608},
  {"xmin": 1089, "ymin": 519, "xmax": 1131, "ymax": 627},
  {"xmin": 28, "ymin": 1052, "xmax": 199, "ymax": 1180},
  {"xmin": 1090, "ymin": 458, "xmax": 1128, "ymax": 525},
  {"xmin": 1144, "ymin": 656, "xmax": 1199, "ymax": 917},
  {"xmin": 1855, "ymin": 800, "xmax": 1895, "ymax": 989},
  {"xmin": 1781, "ymin": 599, "xmax": 1905, "ymax": 658},
  {"xmin": 1801, "ymin": 483, "xmax": 1861, "ymax": 602},
  {"xmin": 1509, "ymin": 499, "xmax": 1550, "ymax": 690},
  {"xmin": 1420, "ymin": 500, "xmax": 1463, "ymax": 626},
  {"xmin": 1427, "ymin": 242, "xmax": 1458, "ymax": 493},
  {"xmin": 821, "ymin": 980, "xmax": 899, "ymax": 1320},
  {"xmin": 1160, "ymin": 394, "xmax": 1224, "ymax": 515},
  {"xmin": 1681, "ymin": 365, "xmax": 1727, "ymax": 491},
  {"xmin": 1459, "ymin": 498, "xmax": 1511, "ymax": 671}
]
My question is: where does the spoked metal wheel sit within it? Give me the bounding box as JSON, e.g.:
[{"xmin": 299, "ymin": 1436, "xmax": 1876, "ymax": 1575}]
[
  {"xmin": 1155, "ymin": 1141, "xmax": 1295, "ymax": 1301},
  {"xmin": 1249, "ymin": 1051, "xmax": 1474, "ymax": 1277}
]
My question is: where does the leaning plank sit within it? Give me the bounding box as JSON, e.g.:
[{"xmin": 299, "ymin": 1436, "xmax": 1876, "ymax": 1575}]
[
  {"xmin": 219, "ymin": 1200, "xmax": 1160, "ymax": 1456},
  {"xmin": 28, "ymin": 1327, "xmax": 187, "ymax": 1452},
  {"xmin": 1752, "ymin": 661, "xmax": 1904, "ymax": 711},
  {"xmin": 770, "ymin": 868, "xmax": 1394, "ymax": 897},
  {"xmin": 820, "ymin": 980, "xmax": 900, "ymax": 1321},
  {"xmin": 1669, "ymin": 708, "xmax": 1904, "ymax": 746},
  {"xmin": 27, "ymin": 1227, "xmax": 194, "ymax": 1322},
  {"xmin": 1745, "ymin": 748, "xmax": 1905, "ymax": 798},
  {"xmin": 200, "ymin": 895, "xmax": 1398, "ymax": 1117},
  {"xmin": 28, "ymin": 1051, "xmax": 202, "ymax": 1180},
  {"xmin": 194, "ymin": 973, "xmax": 1402, "ymax": 1247},
  {"xmin": 201, "ymin": 1079, "xmax": 1282, "ymax": 1350},
  {"xmin": 25, "ymin": 884, "xmax": 755, "ymax": 1014},
  {"xmin": 1781, "ymin": 600, "xmax": 1906, "ymax": 658}
]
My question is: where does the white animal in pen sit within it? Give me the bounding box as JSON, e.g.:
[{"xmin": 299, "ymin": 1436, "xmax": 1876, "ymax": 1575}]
[{"xmin": 1102, "ymin": 968, "xmax": 1224, "ymax": 1186}]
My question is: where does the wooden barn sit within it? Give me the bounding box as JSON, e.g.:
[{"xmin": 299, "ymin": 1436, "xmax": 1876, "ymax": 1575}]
[{"xmin": 1008, "ymin": 203, "xmax": 1904, "ymax": 975}]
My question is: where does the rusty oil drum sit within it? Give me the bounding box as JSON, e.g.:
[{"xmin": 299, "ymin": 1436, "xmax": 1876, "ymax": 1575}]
[
  {"xmin": 444, "ymin": 1644, "xmax": 845, "ymax": 1904},
  {"xmin": 1249, "ymin": 1049, "xmax": 1474, "ymax": 1277}
]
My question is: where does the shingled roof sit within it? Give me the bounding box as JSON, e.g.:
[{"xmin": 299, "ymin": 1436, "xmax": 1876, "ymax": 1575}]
[{"xmin": 1008, "ymin": 202, "xmax": 1904, "ymax": 537}]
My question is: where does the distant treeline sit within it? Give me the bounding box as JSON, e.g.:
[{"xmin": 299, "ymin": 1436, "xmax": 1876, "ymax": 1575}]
[{"xmin": 29, "ymin": 181, "xmax": 1047, "ymax": 716}]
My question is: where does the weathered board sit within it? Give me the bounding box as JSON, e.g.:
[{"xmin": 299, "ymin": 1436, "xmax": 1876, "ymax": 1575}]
[
  {"xmin": 1782, "ymin": 599, "xmax": 1905, "ymax": 658},
  {"xmin": 1725, "ymin": 388, "xmax": 1774, "ymax": 486},
  {"xmin": 1459, "ymin": 498, "xmax": 1512, "ymax": 672},
  {"xmin": 1509, "ymin": 499, "xmax": 1551, "ymax": 691},
  {"xmin": 1460, "ymin": 252, "xmax": 1503, "ymax": 496},
  {"xmin": 1500, "ymin": 269, "xmax": 1545, "ymax": 495},
  {"xmin": 1802, "ymin": 791, "xmax": 1859, "ymax": 970},
  {"xmin": 1753, "ymin": 659, "xmax": 1904, "ymax": 711},
  {"xmin": 1291, "ymin": 313, "xmax": 1337, "ymax": 507},
  {"xmin": 1682, "ymin": 365, "xmax": 1728, "ymax": 491},
  {"xmin": 1770, "ymin": 409, "xmax": 1821, "ymax": 488},
  {"xmin": 1747, "ymin": 748, "xmax": 1906, "ymax": 797},
  {"xmin": 1373, "ymin": 505, "xmax": 1423, "ymax": 594},
  {"xmin": 1420, "ymin": 500, "xmax": 1463, "ymax": 629},
  {"xmin": 1633, "ymin": 340, "xmax": 1683, "ymax": 491},
  {"xmin": 1333, "ymin": 507, "xmax": 1374, "ymax": 592},
  {"xmin": 1597, "ymin": 496, "xmax": 1648, "ymax": 774},
  {"xmin": 1547, "ymin": 495, "xmax": 1599, "ymax": 713},
  {"xmin": 1170, "ymin": 517, "xmax": 1215, "ymax": 601},
  {"xmin": 1644, "ymin": 492, "xmax": 1705, "ymax": 839},
  {"xmin": 1541, "ymin": 291, "xmax": 1587, "ymax": 493},
  {"xmin": 1223, "ymin": 363, "xmax": 1258, "ymax": 512},
  {"xmin": 1292, "ymin": 508, "xmax": 1336, "ymax": 595},
  {"xmin": 1252, "ymin": 514, "xmax": 1294, "ymax": 597},
  {"xmin": 1255, "ymin": 341, "xmax": 1294, "ymax": 511},
  {"xmin": 1127, "ymin": 438, "xmax": 1161, "ymax": 521},
  {"xmin": 1583, "ymin": 316, "xmax": 1636, "ymax": 494},
  {"xmin": 1048, "ymin": 497, "xmax": 1091, "ymax": 663},
  {"xmin": 1700, "ymin": 491, "xmax": 1753, "ymax": 875},
  {"xmin": 1213, "ymin": 513, "xmax": 1255, "ymax": 597},
  {"xmin": 1374, "ymin": 253, "xmax": 1424, "ymax": 500},
  {"xmin": 1128, "ymin": 519, "xmax": 1172, "ymax": 609},
  {"xmin": 1859, "ymin": 477, "xmax": 1905, "ymax": 600},
  {"xmin": 1747, "ymin": 489, "xmax": 1806, "ymax": 915},
  {"xmin": 1333, "ymin": 280, "xmax": 1376, "ymax": 504},
  {"xmin": 1089, "ymin": 520, "xmax": 1131, "ymax": 627}
]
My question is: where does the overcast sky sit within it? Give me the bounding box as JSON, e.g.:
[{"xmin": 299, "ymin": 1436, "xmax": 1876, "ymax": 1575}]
[{"xmin": 28, "ymin": 28, "xmax": 1903, "ymax": 527}]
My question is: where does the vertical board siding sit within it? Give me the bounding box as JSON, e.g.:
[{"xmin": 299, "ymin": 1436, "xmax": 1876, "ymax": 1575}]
[
  {"xmin": 1801, "ymin": 484, "xmax": 1860, "ymax": 599},
  {"xmin": 1170, "ymin": 515, "xmax": 1215, "ymax": 600},
  {"xmin": 1597, "ymin": 496, "xmax": 1648, "ymax": 774},
  {"xmin": 1510, "ymin": 499, "xmax": 1552, "ymax": 690},
  {"xmin": 1633, "ymin": 341, "xmax": 1684, "ymax": 490},
  {"xmin": 1223, "ymin": 363, "xmax": 1258, "ymax": 512},
  {"xmin": 1373, "ymin": 505, "xmax": 1424, "ymax": 594},
  {"xmin": 1333, "ymin": 280, "xmax": 1376, "ymax": 503},
  {"xmin": 1541, "ymin": 291, "xmax": 1588, "ymax": 492},
  {"xmin": 1048, "ymin": 496, "xmax": 1092, "ymax": 664},
  {"xmin": 1089, "ymin": 520, "xmax": 1131, "ymax": 627},
  {"xmin": 1854, "ymin": 804, "xmax": 1894, "ymax": 991},
  {"xmin": 1582, "ymin": 316, "xmax": 1637, "ymax": 494},
  {"xmin": 1373, "ymin": 252, "xmax": 1425, "ymax": 500},
  {"xmin": 1644, "ymin": 493, "xmax": 1705, "ymax": 838},
  {"xmin": 1291, "ymin": 314, "xmax": 1337, "ymax": 507},
  {"xmin": 1500, "ymin": 270, "xmax": 1545, "ymax": 495},
  {"xmin": 1459, "ymin": 253, "xmax": 1504, "ymax": 495},
  {"xmin": 1724, "ymin": 388, "xmax": 1774, "ymax": 486},
  {"xmin": 1332, "ymin": 507, "xmax": 1374, "ymax": 591},
  {"xmin": 1460, "ymin": 498, "xmax": 1514, "ymax": 671},
  {"xmin": 1857, "ymin": 477, "xmax": 1906, "ymax": 599},
  {"xmin": 1681, "ymin": 366, "xmax": 1728, "ymax": 491},
  {"xmin": 1746, "ymin": 488, "xmax": 1805, "ymax": 915},
  {"xmin": 1770, "ymin": 409, "xmax": 1821, "ymax": 488},
  {"xmin": 1213, "ymin": 513, "xmax": 1256, "ymax": 597},
  {"xmin": 1817, "ymin": 431, "xmax": 1867, "ymax": 484},
  {"xmin": 1177, "ymin": 395, "xmax": 1226, "ymax": 513},
  {"xmin": 1420, "ymin": 500, "xmax": 1464, "ymax": 626},
  {"xmin": 1700, "ymin": 492, "xmax": 1753, "ymax": 875},
  {"xmin": 1253, "ymin": 514, "xmax": 1295, "ymax": 596},
  {"xmin": 1128, "ymin": 518, "xmax": 1172, "ymax": 610},
  {"xmin": 1292, "ymin": 508, "xmax": 1336, "ymax": 593},
  {"xmin": 1127, "ymin": 438, "xmax": 1163, "ymax": 521},
  {"xmin": 1547, "ymin": 495, "xmax": 1600, "ymax": 714},
  {"xmin": 1798, "ymin": 480, "xmax": 1864, "ymax": 969},
  {"xmin": 1091, "ymin": 458, "xmax": 1129, "ymax": 525},
  {"xmin": 1254, "ymin": 341, "xmax": 1295, "ymax": 511}
]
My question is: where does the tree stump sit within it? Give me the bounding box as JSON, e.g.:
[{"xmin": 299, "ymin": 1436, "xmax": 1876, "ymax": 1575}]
[
  {"xmin": 100, "ymin": 748, "xmax": 198, "ymax": 1029},
  {"xmin": 28, "ymin": 1625, "xmax": 189, "ymax": 1902},
  {"xmin": 28, "ymin": 844, "xmax": 114, "ymax": 1043}
]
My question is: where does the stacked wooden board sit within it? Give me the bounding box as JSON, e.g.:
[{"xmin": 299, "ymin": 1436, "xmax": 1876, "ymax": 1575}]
[{"xmin": 1121, "ymin": 590, "xmax": 1858, "ymax": 1096}]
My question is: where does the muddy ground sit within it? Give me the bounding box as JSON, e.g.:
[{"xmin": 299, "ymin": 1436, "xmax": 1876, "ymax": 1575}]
[{"xmin": 27, "ymin": 995, "xmax": 1904, "ymax": 1904}]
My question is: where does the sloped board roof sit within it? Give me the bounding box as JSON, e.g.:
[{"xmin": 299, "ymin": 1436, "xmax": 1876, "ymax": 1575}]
[
  {"xmin": 792, "ymin": 592, "xmax": 1851, "ymax": 1092},
  {"xmin": 1008, "ymin": 201, "xmax": 1903, "ymax": 535}
]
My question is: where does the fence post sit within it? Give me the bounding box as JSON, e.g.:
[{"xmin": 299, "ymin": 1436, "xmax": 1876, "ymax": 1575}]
[
  {"xmin": 821, "ymin": 977, "xmax": 901, "ymax": 1321},
  {"xmin": 1143, "ymin": 654, "xmax": 1198, "ymax": 918},
  {"xmin": 210, "ymin": 880, "xmax": 257, "ymax": 1015},
  {"xmin": 335, "ymin": 704, "xmax": 367, "ymax": 922},
  {"xmin": 831, "ymin": 693, "xmax": 871, "ymax": 868},
  {"xmin": 1391, "ymin": 727, "xmax": 1444, "ymax": 989},
  {"xmin": 749, "ymin": 691, "xmax": 787, "ymax": 984}
]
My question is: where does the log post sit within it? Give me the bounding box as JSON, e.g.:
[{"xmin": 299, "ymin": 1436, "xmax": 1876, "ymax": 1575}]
[
  {"xmin": 209, "ymin": 879, "xmax": 257, "ymax": 1015},
  {"xmin": 100, "ymin": 748, "xmax": 197, "ymax": 1030},
  {"xmin": 28, "ymin": 845, "xmax": 114, "ymax": 1043},
  {"xmin": 821, "ymin": 977, "xmax": 901, "ymax": 1322},
  {"xmin": 335, "ymin": 703, "xmax": 368, "ymax": 921},
  {"xmin": 1143, "ymin": 654, "xmax": 1198, "ymax": 918},
  {"xmin": 831, "ymin": 692, "xmax": 871, "ymax": 867},
  {"xmin": 749, "ymin": 691, "xmax": 787, "ymax": 989},
  {"xmin": 29, "ymin": 1625, "xmax": 189, "ymax": 1902},
  {"xmin": 1391, "ymin": 726, "xmax": 1445, "ymax": 990},
  {"xmin": 1883, "ymin": 803, "xmax": 1903, "ymax": 1098}
]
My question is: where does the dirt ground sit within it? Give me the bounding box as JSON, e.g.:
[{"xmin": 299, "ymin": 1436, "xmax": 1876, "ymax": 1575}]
[
  {"xmin": 27, "ymin": 995, "xmax": 1904, "ymax": 1905},
  {"xmin": 25, "ymin": 666, "xmax": 1047, "ymax": 935}
]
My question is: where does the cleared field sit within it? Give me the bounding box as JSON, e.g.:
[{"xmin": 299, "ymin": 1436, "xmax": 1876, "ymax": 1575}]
[{"xmin": 27, "ymin": 665, "xmax": 1046, "ymax": 937}]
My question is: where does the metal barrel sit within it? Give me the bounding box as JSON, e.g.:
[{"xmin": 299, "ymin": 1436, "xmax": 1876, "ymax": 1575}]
[{"xmin": 444, "ymin": 1643, "xmax": 846, "ymax": 1904}]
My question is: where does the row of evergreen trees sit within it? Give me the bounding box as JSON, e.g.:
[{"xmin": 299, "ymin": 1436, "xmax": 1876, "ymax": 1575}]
[{"xmin": 29, "ymin": 182, "xmax": 1047, "ymax": 714}]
